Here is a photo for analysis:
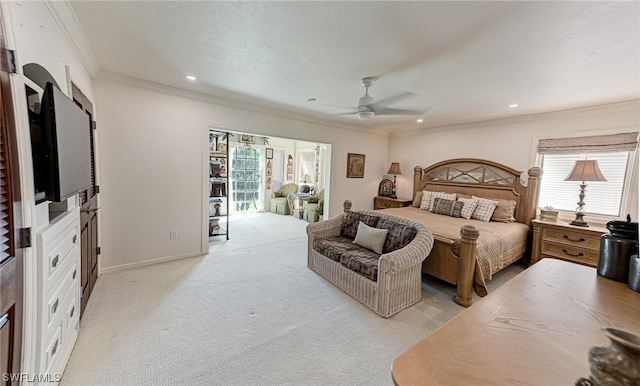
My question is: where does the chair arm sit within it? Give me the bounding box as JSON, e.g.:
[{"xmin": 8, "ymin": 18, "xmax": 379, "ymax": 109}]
[
  {"xmin": 306, "ymin": 214, "xmax": 343, "ymax": 241},
  {"xmin": 379, "ymin": 227, "xmax": 434, "ymax": 274}
]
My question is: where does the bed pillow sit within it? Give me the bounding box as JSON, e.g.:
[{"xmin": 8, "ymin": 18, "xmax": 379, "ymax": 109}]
[
  {"xmin": 490, "ymin": 199, "xmax": 517, "ymax": 222},
  {"xmin": 412, "ymin": 191, "xmax": 423, "ymax": 207},
  {"xmin": 456, "ymin": 198, "xmax": 479, "ymax": 219},
  {"xmin": 471, "ymin": 196, "xmax": 499, "ymax": 222},
  {"xmin": 431, "ymin": 198, "xmax": 464, "ymax": 218},
  {"xmin": 353, "ymin": 221, "xmax": 388, "ymax": 254},
  {"xmin": 420, "ymin": 191, "xmax": 457, "ymax": 211}
]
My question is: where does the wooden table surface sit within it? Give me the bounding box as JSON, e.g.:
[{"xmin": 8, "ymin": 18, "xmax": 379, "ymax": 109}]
[{"xmin": 391, "ymin": 259, "xmax": 640, "ymax": 386}]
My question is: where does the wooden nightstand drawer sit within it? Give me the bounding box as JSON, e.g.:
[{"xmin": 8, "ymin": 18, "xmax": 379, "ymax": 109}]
[
  {"xmin": 542, "ymin": 228, "xmax": 601, "ymax": 250},
  {"xmin": 374, "ymin": 196, "xmax": 412, "ymax": 210},
  {"xmin": 531, "ymin": 219, "xmax": 608, "ymax": 268},
  {"xmin": 541, "ymin": 242, "xmax": 600, "ymax": 265}
]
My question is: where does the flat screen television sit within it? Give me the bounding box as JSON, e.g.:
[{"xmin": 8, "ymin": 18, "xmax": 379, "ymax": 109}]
[{"xmin": 32, "ymin": 82, "xmax": 91, "ymax": 203}]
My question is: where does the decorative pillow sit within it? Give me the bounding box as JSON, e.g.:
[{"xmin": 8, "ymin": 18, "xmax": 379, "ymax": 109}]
[
  {"xmin": 471, "ymin": 196, "xmax": 499, "ymax": 222},
  {"xmin": 412, "ymin": 191, "xmax": 423, "ymax": 207},
  {"xmin": 353, "ymin": 221, "xmax": 388, "ymax": 254},
  {"xmin": 376, "ymin": 218, "xmax": 418, "ymax": 253},
  {"xmin": 457, "ymin": 198, "xmax": 479, "ymax": 220},
  {"xmin": 340, "ymin": 211, "xmax": 380, "ymax": 239},
  {"xmin": 420, "ymin": 190, "xmax": 457, "ymax": 211},
  {"xmin": 490, "ymin": 199, "xmax": 517, "ymax": 222},
  {"xmin": 431, "ymin": 198, "xmax": 464, "ymax": 218}
]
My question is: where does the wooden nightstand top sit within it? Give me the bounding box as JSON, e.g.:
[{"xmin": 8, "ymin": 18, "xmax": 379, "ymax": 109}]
[
  {"xmin": 374, "ymin": 196, "xmax": 412, "ymax": 210},
  {"xmin": 531, "ymin": 218, "xmax": 608, "ymax": 235}
]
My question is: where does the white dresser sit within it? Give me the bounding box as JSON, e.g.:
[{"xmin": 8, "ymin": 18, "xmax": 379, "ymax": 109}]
[{"xmin": 35, "ymin": 207, "xmax": 81, "ymax": 378}]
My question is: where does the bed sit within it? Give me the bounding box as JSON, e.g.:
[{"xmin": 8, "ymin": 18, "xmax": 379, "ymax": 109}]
[{"xmin": 353, "ymin": 158, "xmax": 542, "ymax": 307}]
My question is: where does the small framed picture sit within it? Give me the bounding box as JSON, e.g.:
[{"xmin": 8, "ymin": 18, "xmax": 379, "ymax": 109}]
[
  {"xmin": 239, "ymin": 134, "xmax": 255, "ymax": 144},
  {"xmin": 346, "ymin": 153, "xmax": 365, "ymax": 178},
  {"xmin": 217, "ymin": 143, "xmax": 227, "ymax": 155},
  {"xmin": 265, "ymin": 148, "xmax": 273, "ymax": 159}
]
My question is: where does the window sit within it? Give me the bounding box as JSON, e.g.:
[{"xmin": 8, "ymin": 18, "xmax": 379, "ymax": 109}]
[
  {"xmin": 231, "ymin": 147, "xmax": 261, "ymax": 212},
  {"xmin": 538, "ymin": 152, "xmax": 630, "ymax": 216},
  {"xmin": 537, "ymin": 132, "xmax": 638, "ymax": 219}
]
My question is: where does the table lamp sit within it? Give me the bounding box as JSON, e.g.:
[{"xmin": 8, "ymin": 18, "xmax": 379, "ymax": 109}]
[
  {"xmin": 564, "ymin": 159, "xmax": 607, "ymax": 227},
  {"xmin": 387, "ymin": 162, "xmax": 402, "ymax": 199}
]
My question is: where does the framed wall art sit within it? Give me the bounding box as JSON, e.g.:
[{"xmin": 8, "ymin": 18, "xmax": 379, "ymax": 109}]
[
  {"xmin": 239, "ymin": 134, "xmax": 255, "ymax": 144},
  {"xmin": 265, "ymin": 148, "xmax": 273, "ymax": 159},
  {"xmin": 346, "ymin": 153, "xmax": 365, "ymax": 178}
]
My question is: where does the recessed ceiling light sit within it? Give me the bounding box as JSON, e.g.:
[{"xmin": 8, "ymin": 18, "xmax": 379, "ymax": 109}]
[
  {"xmin": 509, "ymin": 103, "xmax": 519, "ymax": 108},
  {"xmin": 416, "ymin": 119, "xmax": 423, "ymax": 123},
  {"xmin": 185, "ymin": 75, "xmax": 196, "ymax": 81}
]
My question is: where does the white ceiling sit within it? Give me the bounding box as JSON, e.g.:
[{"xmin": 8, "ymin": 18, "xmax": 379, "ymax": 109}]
[{"xmin": 68, "ymin": 1, "xmax": 640, "ymax": 133}]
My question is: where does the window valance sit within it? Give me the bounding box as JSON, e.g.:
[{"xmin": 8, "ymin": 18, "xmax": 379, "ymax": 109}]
[{"xmin": 537, "ymin": 132, "xmax": 639, "ymax": 154}]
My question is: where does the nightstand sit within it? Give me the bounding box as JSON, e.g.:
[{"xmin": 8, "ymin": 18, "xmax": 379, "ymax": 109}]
[
  {"xmin": 374, "ymin": 196, "xmax": 412, "ymax": 210},
  {"xmin": 531, "ymin": 219, "xmax": 608, "ymax": 267}
]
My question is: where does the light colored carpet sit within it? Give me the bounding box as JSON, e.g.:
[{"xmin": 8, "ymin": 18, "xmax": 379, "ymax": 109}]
[{"xmin": 60, "ymin": 212, "xmax": 524, "ymax": 386}]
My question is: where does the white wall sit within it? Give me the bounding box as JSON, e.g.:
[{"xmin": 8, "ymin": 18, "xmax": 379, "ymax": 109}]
[
  {"xmin": 389, "ymin": 101, "xmax": 640, "ymax": 217},
  {"xmin": 9, "ymin": 1, "xmax": 94, "ymax": 106},
  {"xmin": 95, "ymin": 76, "xmax": 388, "ymax": 270}
]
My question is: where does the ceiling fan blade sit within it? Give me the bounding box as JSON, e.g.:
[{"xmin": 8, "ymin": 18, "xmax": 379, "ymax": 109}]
[
  {"xmin": 314, "ymin": 100, "xmax": 357, "ymax": 110},
  {"xmin": 375, "ymin": 107, "xmax": 431, "ymax": 116},
  {"xmin": 332, "ymin": 111, "xmax": 359, "ymax": 116},
  {"xmin": 368, "ymin": 91, "xmax": 415, "ymax": 111}
]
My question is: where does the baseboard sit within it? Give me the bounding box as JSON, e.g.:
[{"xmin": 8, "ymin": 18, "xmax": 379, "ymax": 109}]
[{"xmin": 100, "ymin": 252, "xmax": 205, "ymax": 274}]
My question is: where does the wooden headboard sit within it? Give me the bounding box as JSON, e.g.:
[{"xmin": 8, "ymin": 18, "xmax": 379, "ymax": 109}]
[{"xmin": 413, "ymin": 158, "xmax": 542, "ymax": 226}]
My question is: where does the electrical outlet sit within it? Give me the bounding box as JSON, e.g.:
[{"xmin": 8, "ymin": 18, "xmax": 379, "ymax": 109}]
[{"xmin": 170, "ymin": 230, "xmax": 178, "ymax": 239}]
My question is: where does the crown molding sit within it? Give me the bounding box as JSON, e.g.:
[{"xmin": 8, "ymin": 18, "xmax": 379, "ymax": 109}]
[
  {"xmin": 392, "ymin": 99, "xmax": 640, "ymax": 137},
  {"xmin": 95, "ymin": 71, "xmax": 388, "ymax": 137},
  {"xmin": 45, "ymin": 0, "xmax": 100, "ymax": 77}
]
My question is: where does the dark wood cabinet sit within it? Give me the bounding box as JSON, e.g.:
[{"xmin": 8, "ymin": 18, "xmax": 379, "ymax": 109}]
[
  {"xmin": 72, "ymin": 84, "xmax": 99, "ymax": 317},
  {"xmin": 0, "ymin": 9, "xmax": 25, "ymax": 382}
]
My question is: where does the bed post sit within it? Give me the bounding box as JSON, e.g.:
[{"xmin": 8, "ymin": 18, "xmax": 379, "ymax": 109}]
[
  {"xmin": 522, "ymin": 167, "xmax": 543, "ymax": 226},
  {"xmin": 413, "ymin": 166, "xmax": 423, "ymax": 201},
  {"xmin": 455, "ymin": 225, "xmax": 479, "ymax": 307}
]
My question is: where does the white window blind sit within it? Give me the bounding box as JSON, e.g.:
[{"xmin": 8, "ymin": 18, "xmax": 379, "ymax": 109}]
[{"xmin": 539, "ymin": 152, "xmax": 629, "ymax": 216}]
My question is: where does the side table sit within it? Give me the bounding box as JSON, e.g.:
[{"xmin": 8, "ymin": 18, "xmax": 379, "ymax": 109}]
[
  {"xmin": 531, "ymin": 219, "xmax": 608, "ymax": 267},
  {"xmin": 374, "ymin": 196, "xmax": 412, "ymax": 210}
]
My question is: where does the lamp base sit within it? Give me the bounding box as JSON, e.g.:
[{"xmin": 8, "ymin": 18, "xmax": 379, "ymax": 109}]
[{"xmin": 570, "ymin": 213, "xmax": 589, "ymax": 227}]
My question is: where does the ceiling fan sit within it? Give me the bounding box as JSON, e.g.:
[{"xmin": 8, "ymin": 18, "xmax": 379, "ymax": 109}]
[{"xmin": 339, "ymin": 77, "xmax": 428, "ymax": 120}]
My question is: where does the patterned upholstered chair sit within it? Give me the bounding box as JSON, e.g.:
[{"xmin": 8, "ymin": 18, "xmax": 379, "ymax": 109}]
[
  {"xmin": 269, "ymin": 183, "xmax": 298, "ymax": 215},
  {"xmin": 303, "ymin": 189, "xmax": 324, "ymax": 223}
]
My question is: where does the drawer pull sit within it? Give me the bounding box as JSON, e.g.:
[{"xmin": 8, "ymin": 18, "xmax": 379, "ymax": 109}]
[
  {"xmin": 384, "ymin": 202, "xmax": 391, "ymax": 207},
  {"xmin": 52, "ymin": 299, "xmax": 59, "ymax": 316},
  {"xmin": 562, "ymin": 248, "xmax": 584, "ymax": 258},
  {"xmin": 73, "ymin": 235, "xmax": 77, "ymax": 244},
  {"xmin": 72, "ymin": 269, "xmax": 77, "ymax": 280},
  {"xmin": 70, "ymin": 306, "xmax": 75, "ymax": 319},
  {"xmin": 51, "ymin": 255, "xmax": 59, "ymax": 268},
  {"xmin": 563, "ymin": 235, "xmax": 586, "ymax": 243},
  {"xmin": 51, "ymin": 338, "xmax": 59, "ymax": 356}
]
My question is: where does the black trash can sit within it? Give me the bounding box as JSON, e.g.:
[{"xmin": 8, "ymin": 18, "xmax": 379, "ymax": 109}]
[
  {"xmin": 597, "ymin": 216, "xmax": 638, "ymax": 283},
  {"xmin": 629, "ymin": 252, "xmax": 640, "ymax": 292}
]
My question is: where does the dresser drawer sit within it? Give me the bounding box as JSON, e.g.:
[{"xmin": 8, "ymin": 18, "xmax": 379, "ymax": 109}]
[
  {"xmin": 542, "ymin": 242, "xmax": 600, "ymax": 265},
  {"xmin": 43, "ymin": 324, "xmax": 63, "ymax": 373},
  {"xmin": 542, "ymin": 228, "xmax": 601, "ymax": 250},
  {"xmin": 45, "ymin": 259, "xmax": 78, "ymax": 327},
  {"xmin": 43, "ymin": 224, "xmax": 79, "ymax": 294}
]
